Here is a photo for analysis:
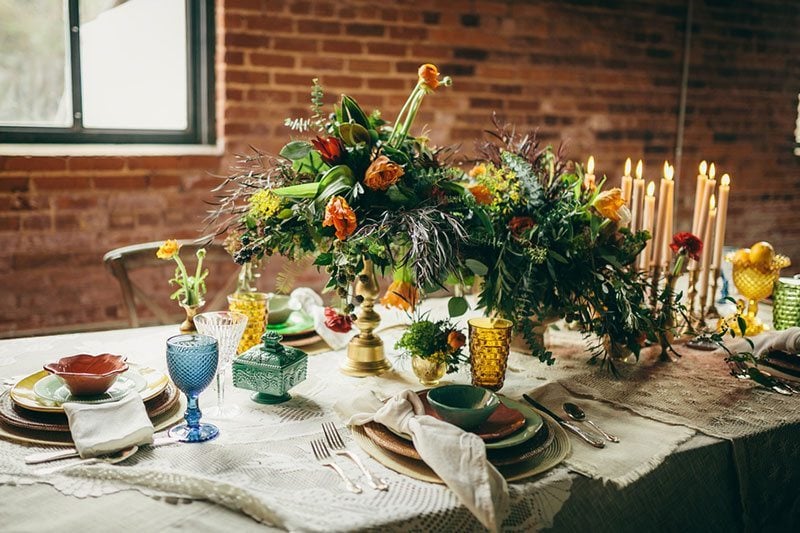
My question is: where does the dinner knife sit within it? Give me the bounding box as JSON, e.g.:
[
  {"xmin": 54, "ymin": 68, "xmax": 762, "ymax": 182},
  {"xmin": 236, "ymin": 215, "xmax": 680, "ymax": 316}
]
[
  {"xmin": 24, "ymin": 436, "xmax": 177, "ymax": 465},
  {"xmin": 522, "ymin": 394, "xmax": 606, "ymax": 448}
]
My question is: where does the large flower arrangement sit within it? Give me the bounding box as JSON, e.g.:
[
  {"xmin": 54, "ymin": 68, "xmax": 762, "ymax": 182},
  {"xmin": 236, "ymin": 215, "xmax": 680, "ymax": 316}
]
[
  {"xmin": 210, "ymin": 65, "xmax": 477, "ymax": 317},
  {"xmin": 464, "ymin": 118, "xmax": 656, "ymax": 366}
]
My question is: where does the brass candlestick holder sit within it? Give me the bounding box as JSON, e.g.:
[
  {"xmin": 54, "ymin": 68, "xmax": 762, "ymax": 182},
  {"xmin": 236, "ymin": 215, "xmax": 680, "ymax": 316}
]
[
  {"xmin": 686, "ymin": 276, "xmax": 719, "ymax": 351},
  {"xmin": 685, "ymin": 268, "xmax": 699, "ymax": 321},
  {"xmin": 341, "ymin": 259, "xmax": 393, "ymax": 377},
  {"xmin": 706, "ymin": 267, "xmax": 721, "ymax": 319}
]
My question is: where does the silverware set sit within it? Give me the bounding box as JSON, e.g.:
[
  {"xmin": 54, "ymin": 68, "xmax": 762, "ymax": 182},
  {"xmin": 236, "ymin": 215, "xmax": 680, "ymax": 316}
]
[
  {"xmin": 523, "ymin": 394, "xmax": 619, "ymax": 448},
  {"xmin": 311, "ymin": 422, "xmax": 388, "ymax": 493},
  {"xmin": 728, "ymin": 360, "xmax": 798, "ymax": 395}
]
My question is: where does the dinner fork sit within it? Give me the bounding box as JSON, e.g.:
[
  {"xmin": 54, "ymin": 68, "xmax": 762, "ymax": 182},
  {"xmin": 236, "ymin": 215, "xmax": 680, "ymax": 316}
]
[
  {"xmin": 322, "ymin": 422, "xmax": 388, "ymax": 491},
  {"xmin": 310, "ymin": 439, "xmax": 362, "ymax": 494}
]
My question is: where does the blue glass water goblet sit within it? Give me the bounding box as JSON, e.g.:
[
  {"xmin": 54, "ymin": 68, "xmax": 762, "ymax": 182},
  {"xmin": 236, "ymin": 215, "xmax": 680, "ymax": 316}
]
[{"xmin": 166, "ymin": 334, "xmax": 220, "ymax": 443}]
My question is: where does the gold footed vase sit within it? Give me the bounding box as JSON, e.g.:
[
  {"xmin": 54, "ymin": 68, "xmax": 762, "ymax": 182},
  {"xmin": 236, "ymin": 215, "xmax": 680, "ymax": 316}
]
[
  {"xmin": 179, "ymin": 300, "xmax": 204, "ymax": 333},
  {"xmin": 341, "ymin": 259, "xmax": 393, "ymax": 377},
  {"xmin": 411, "ymin": 356, "xmax": 446, "ymax": 386}
]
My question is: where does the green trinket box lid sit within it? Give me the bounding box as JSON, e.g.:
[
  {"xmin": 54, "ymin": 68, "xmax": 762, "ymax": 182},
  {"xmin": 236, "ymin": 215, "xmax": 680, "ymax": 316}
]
[{"xmin": 232, "ymin": 331, "xmax": 308, "ymax": 403}]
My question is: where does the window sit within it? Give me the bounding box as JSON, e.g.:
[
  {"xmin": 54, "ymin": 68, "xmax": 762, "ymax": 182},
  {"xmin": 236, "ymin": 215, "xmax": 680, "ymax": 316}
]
[{"xmin": 0, "ymin": 0, "xmax": 214, "ymax": 144}]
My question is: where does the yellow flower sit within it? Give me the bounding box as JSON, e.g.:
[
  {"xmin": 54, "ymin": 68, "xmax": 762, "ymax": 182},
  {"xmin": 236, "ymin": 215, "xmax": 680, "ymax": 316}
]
[
  {"xmin": 156, "ymin": 239, "xmax": 180, "ymax": 259},
  {"xmin": 469, "ymin": 163, "xmax": 487, "ymax": 178},
  {"xmin": 323, "ymin": 196, "xmax": 357, "ymax": 240},
  {"xmin": 364, "ymin": 155, "xmax": 405, "ymax": 191},
  {"xmin": 593, "ymin": 188, "xmax": 630, "ymax": 223},
  {"xmin": 380, "ymin": 279, "xmax": 419, "ymax": 311},
  {"xmin": 249, "ymin": 190, "xmax": 282, "ymax": 219}
]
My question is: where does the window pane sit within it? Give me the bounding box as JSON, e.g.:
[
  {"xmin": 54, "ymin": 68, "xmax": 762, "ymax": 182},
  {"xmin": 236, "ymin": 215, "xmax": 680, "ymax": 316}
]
[
  {"xmin": 0, "ymin": 0, "xmax": 72, "ymax": 127},
  {"xmin": 79, "ymin": 0, "xmax": 188, "ymax": 130}
]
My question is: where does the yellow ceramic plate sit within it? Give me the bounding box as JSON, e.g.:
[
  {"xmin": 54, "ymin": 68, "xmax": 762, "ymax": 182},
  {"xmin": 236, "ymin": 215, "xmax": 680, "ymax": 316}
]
[{"xmin": 10, "ymin": 364, "xmax": 169, "ymax": 413}]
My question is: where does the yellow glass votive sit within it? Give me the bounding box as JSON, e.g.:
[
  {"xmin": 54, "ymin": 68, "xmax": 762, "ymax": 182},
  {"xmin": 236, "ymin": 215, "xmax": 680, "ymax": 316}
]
[
  {"xmin": 468, "ymin": 317, "xmax": 514, "ymax": 391},
  {"xmin": 228, "ymin": 292, "xmax": 269, "ymax": 354}
]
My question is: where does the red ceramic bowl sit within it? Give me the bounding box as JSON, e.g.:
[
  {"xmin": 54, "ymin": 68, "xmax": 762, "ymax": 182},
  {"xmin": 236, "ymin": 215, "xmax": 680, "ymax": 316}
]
[{"xmin": 43, "ymin": 354, "xmax": 129, "ymax": 396}]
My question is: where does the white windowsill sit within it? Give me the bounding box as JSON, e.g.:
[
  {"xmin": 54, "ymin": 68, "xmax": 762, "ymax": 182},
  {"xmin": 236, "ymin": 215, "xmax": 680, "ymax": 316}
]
[{"xmin": 0, "ymin": 142, "xmax": 225, "ymax": 157}]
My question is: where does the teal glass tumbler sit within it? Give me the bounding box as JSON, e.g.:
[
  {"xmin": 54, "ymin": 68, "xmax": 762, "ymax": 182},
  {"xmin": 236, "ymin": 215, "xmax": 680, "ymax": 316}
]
[{"xmin": 166, "ymin": 334, "xmax": 220, "ymax": 443}]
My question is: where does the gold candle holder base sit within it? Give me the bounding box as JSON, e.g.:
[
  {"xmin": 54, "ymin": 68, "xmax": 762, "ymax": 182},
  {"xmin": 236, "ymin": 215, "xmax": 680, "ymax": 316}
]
[{"xmin": 341, "ymin": 259, "xmax": 392, "ymax": 378}]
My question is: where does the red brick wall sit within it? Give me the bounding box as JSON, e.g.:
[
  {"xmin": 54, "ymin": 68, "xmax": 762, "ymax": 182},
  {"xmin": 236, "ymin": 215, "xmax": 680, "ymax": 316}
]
[{"xmin": 1, "ymin": 0, "xmax": 798, "ymax": 337}]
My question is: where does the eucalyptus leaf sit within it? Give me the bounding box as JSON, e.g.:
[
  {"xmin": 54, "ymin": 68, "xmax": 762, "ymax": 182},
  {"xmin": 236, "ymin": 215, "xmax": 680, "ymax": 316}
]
[
  {"xmin": 448, "ymin": 296, "xmax": 469, "ymax": 317},
  {"xmin": 465, "ymin": 259, "xmax": 489, "ymax": 276},
  {"xmin": 279, "ymin": 140, "xmax": 312, "ymax": 161}
]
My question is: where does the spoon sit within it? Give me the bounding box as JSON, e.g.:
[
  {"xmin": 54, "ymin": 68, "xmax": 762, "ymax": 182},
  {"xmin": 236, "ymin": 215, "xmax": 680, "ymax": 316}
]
[
  {"xmin": 34, "ymin": 445, "xmax": 139, "ymax": 476},
  {"xmin": 563, "ymin": 403, "xmax": 620, "ymax": 443}
]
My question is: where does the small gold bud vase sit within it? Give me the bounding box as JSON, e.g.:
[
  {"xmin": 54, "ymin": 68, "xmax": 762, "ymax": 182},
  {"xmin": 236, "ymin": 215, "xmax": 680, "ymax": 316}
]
[
  {"xmin": 179, "ymin": 300, "xmax": 204, "ymax": 333},
  {"xmin": 411, "ymin": 355, "xmax": 447, "ymax": 386},
  {"xmin": 341, "ymin": 258, "xmax": 393, "ymax": 377}
]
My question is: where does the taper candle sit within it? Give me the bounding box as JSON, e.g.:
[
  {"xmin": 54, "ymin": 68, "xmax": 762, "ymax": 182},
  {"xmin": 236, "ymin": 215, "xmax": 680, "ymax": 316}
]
[
  {"xmin": 711, "ymin": 173, "xmax": 730, "ymax": 270},
  {"xmin": 691, "ymin": 160, "xmax": 708, "ymax": 235},
  {"xmin": 630, "ymin": 160, "xmax": 645, "ymax": 232},
  {"xmin": 659, "ymin": 162, "xmax": 675, "ymax": 267},
  {"xmin": 638, "ymin": 181, "xmax": 656, "ymax": 271},
  {"xmin": 584, "ymin": 155, "xmax": 596, "ymax": 189},
  {"xmin": 695, "ymin": 162, "xmax": 716, "ymax": 250},
  {"xmin": 652, "ymin": 165, "xmax": 671, "ymax": 268},
  {"xmin": 699, "ymin": 195, "xmax": 717, "ymax": 310},
  {"xmin": 621, "ymin": 158, "xmax": 633, "ymax": 209}
]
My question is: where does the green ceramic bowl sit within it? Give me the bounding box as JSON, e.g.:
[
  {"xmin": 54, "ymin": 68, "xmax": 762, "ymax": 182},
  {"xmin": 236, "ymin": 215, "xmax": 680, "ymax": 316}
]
[{"xmin": 427, "ymin": 384, "xmax": 500, "ymax": 430}]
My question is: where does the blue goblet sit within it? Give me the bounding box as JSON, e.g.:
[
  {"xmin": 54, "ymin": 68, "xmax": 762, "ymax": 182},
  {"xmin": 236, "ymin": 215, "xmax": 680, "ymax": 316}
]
[{"xmin": 166, "ymin": 334, "xmax": 220, "ymax": 443}]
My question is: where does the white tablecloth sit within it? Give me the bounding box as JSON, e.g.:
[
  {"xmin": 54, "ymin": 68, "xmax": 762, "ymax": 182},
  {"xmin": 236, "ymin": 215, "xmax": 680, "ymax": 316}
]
[{"xmin": 0, "ymin": 299, "xmax": 796, "ymax": 531}]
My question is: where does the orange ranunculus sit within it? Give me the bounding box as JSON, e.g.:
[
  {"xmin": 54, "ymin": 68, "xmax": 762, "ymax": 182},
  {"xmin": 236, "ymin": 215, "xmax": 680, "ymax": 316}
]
[
  {"xmin": 468, "ymin": 184, "xmax": 493, "ymax": 205},
  {"xmin": 364, "ymin": 155, "xmax": 405, "ymax": 191},
  {"xmin": 156, "ymin": 239, "xmax": 180, "ymax": 259},
  {"xmin": 418, "ymin": 63, "xmax": 440, "ymax": 90},
  {"xmin": 593, "ymin": 188, "xmax": 630, "ymax": 223},
  {"xmin": 323, "ymin": 196, "xmax": 357, "ymax": 240},
  {"xmin": 447, "ymin": 330, "xmax": 466, "ymax": 351},
  {"xmin": 380, "ymin": 279, "xmax": 419, "ymax": 311}
]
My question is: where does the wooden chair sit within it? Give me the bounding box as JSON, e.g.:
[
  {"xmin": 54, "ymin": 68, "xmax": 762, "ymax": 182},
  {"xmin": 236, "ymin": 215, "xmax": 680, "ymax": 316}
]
[{"xmin": 103, "ymin": 239, "xmax": 240, "ymax": 327}]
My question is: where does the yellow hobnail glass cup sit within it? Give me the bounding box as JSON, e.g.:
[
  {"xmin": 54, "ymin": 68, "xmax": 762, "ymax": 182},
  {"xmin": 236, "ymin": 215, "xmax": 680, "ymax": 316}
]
[
  {"xmin": 468, "ymin": 317, "xmax": 513, "ymax": 391},
  {"xmin": 227, "ymin": 292, "xmax": 269, "ymax": 354},
  {"xmin": 729, "ymin": 254, "xmax": 790, "ymax": 335}
]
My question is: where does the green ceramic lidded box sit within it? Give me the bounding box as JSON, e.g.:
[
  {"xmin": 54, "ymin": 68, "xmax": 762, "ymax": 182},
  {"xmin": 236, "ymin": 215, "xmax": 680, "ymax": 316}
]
[{"xmin": 232, "ymin": 331, "xmax": 307, "ymax": 404}]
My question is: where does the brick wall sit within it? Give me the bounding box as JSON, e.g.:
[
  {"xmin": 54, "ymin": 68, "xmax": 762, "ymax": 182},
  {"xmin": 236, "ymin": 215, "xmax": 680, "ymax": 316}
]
[{"xmin": 1, "ymin": 0, "xmax": 798, "ymax": 337}]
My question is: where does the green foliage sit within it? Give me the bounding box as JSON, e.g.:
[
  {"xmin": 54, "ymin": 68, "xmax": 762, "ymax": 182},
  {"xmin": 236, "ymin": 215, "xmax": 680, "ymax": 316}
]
[{"xmin": 394, "ymin": 315, "xmax": 467, "ymax": 372}]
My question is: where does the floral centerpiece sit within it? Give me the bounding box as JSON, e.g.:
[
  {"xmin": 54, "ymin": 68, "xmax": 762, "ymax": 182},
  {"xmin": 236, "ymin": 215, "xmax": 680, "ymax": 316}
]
[
  {"xmin": 211, "ymin": 65, "xmax": 477, "ymax": 318},
  {"xmin": 463, "ymin": 119, "xmax": 656, "ymax": 368}
]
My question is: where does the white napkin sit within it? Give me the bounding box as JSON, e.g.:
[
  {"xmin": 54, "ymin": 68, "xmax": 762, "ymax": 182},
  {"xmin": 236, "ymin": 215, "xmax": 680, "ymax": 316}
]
[
  {"xmin": 291, "ymin": 287, "xmax": 357, "ymax": 350},
  {"xmin": 341, "ymin": 390, "xmax": 509, "ymax": 532},
  {"xmin": 752, "ymin": 327, "xmax": 800, "ymax": 358},
  {"xmin": 63, "ymin": 393, "xmax": 154, "ymax": 459}
]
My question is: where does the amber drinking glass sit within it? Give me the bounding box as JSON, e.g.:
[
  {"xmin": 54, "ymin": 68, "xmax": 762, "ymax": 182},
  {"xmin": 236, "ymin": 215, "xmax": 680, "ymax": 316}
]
[
  {"xmin": 227, "ymin": 292, "xmax": 268, "ymax": 354},
  {"xmin": 468, "ymin": 317, "xmax": 513, "ymax": 391}
]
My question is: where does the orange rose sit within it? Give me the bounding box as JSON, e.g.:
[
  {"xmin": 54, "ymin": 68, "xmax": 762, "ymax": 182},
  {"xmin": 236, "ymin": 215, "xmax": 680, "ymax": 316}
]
[
  {"xmin": 468, "ymin": 184, "xmax": 493, "ymax": 205},
  {"xmin": 418, "ymin": 63, "xmax": 440, "ymax": 90},
  {"xmin": 508, "ymin": 216, "xmax": 535, "ymax": 236},
  {"xmin": 380, "ymin": 279, "xmax": 419, "ymax": 311},
  {"xmin": 323, "ymin": 196, "xmax": 357, "ymax": 240},
  {"xmin": 364, "ymin": 155, "xmax": 404, "ymax": 191},
  {"xmin": 447, "ymin": 330, "xmax": 466, "ymax": 351}
]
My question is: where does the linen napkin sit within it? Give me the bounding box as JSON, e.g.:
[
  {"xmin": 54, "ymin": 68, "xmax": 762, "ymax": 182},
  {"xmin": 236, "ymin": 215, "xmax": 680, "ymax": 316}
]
[
  {"xmin": 340, "ymin": 390, "xmax": 509, "ymax": 532},
  {"xmin": 751, "ymin": 327, "xmax": 800, "ymax": 358},
  {"xmin": 63, "ymin": 393, "xmax": 154, "ymax": 458},
  {"xmin": 291, "ymin": 287, "xmax": 357, "ymax": 350}
]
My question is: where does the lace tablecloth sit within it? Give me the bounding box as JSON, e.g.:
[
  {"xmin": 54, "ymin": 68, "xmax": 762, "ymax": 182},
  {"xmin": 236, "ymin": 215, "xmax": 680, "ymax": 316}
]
[{"xmin": 0, "ymin": 299, "xmax": 798, "ymax": 531}]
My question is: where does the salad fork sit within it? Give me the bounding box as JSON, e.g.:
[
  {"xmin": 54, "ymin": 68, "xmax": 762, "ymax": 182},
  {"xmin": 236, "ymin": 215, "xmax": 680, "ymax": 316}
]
[
  {"xmin": 322, "ymin": 422, "xmax": 388, "ymax": 491},
  {"xmin": 728, "ymin": 360, "xmax": 794, "ymax": 395},
  {"xmin": 310, "ymin": 439, "xmax": 362, "ymax": 494}
]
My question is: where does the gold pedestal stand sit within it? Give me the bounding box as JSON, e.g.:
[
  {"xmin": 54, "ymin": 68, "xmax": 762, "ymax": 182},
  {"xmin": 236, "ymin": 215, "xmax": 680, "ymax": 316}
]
[{"xmin": 341, "ymin": 259, "xmax": 392, "ymax": 377}]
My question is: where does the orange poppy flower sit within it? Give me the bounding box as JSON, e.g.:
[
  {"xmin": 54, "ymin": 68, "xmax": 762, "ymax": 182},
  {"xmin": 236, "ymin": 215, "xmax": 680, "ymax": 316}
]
[
  {"xmin": 418, "ymin": 63, "xmax": 440, "ymax": 90},
  {"xmin": 364, "ymin": 155, "xmax": 405, "ymax": 191},
  {"xmin": 323, "ymin": 196, "xmax": 357, "ymax": 240},
  {"xmin": 380, "ymin": 279, "xmax": 419, "ymax": 311}
]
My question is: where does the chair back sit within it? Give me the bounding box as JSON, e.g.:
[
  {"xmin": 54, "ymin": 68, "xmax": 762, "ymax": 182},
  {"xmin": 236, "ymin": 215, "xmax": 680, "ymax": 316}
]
[{"xmin": 103, "ymin": 239, "xmax": 239, "ymax": 327}]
